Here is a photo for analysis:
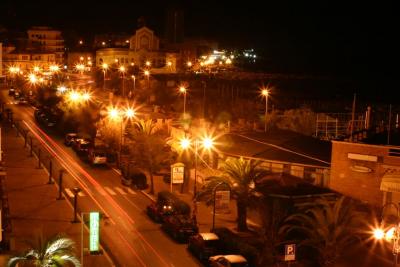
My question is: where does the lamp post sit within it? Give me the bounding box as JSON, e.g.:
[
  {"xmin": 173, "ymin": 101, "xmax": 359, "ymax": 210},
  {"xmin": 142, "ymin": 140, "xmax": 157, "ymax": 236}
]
[
  {"xmin": 144, "ymin": 70, "xmax": 150, "ymax": 89},
  {"xmin": 261, "ymin": 88, "xmax": 269, "ymax": 132},
  {"xmin": 119, "ymin": 66, "xmax": 126, "ymax": 97},
  {"xmin": 72, "ymin": 187, "xmax": 81, "ymax": 223},
  {"xmin": 131, "ymin": 75, "xmax": 136, "ymax": 97},
  {"xmin": 373, "ymin": 202, "xmax": 400, "ymax": 266},
  {"xmin": 107, "ymin": 106, "xmax": 136, "ymax": 167},
  {"xmin": 179, "ymin": 86, "xmax": 187, "ymax": 118},
  {"xmin": 102, "ymin": 63, "xmax": 108, "ymax": 91},
  {"xmin": 180, "ymin": 136, "xmax": 215, "ymax": 222}
]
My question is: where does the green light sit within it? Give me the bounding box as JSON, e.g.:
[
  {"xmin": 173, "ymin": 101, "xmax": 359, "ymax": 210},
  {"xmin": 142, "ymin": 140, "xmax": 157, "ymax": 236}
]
[{"xmin": 89, "ymin": 212, "xmax": 100, "ymax": 252}]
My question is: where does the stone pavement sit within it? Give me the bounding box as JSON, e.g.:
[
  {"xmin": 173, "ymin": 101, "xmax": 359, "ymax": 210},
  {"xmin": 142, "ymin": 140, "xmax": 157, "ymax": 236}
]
[{"xmin": 0, "ymin": 120, "xmax": 113, "ymax": 266}]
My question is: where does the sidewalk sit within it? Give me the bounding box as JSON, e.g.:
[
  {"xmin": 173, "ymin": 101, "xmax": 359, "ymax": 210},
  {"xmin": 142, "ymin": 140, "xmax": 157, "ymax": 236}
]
[
  {"xmin": 0, "ymin": 121, "xmax": 112, "ymax": 266},
  {"xmin": 142, "ymin": 168, "xmax": 243, "ymax": 234}
]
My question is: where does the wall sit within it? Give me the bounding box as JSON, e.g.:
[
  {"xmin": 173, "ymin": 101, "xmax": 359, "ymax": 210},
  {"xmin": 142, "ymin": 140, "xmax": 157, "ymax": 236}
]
[{"xmin": 330, "ymin": 141, "xmax": 400, "ymax": 206}]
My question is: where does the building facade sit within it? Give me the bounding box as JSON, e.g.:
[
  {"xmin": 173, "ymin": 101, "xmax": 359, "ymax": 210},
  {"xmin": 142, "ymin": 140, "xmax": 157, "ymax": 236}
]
[
  {"xmin": 330, "ymin": 141, "xmax": 400, "ymax": 207},
  {"xmin": 96, "ymin": 27, "xmax": 178, "ymax": 73},
  {"xmin": 27, "ymin": 26, "xmax": 64, "ymax": 63}
]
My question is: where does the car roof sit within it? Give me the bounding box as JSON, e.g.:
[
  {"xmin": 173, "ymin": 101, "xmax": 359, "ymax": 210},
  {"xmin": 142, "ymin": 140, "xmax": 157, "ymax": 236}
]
[
  {"xmin": 199, "ymin": 233, "xmax": 219, "ymax": 241},
  {"xmin": 210, "ymin": 255, "xmax": 247, "ymax": 263}
]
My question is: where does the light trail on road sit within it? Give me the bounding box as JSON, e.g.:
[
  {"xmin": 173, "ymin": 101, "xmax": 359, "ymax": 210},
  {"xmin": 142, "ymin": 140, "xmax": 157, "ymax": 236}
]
[{"xmin": 22, "ymin": 118, "xmax": 171, "ymax": 267}]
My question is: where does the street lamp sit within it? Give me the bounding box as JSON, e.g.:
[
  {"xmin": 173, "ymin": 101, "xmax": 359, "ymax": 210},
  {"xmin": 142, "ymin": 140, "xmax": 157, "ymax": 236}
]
[
  {"xmin": 102, "ymin": 63, "xmax": 108, "ymax": 90},
  {"xmin": 107, "ymin": 106, "xmax": 136, "ymax": 166},
  {"xmin": 373, "ymin": 202, "xmax": 400, "ymax": 266},
  {"xmin": 179, "ymin": 86, "xmax": 187, "ymax": 118},
  {"xmin": 180, "ymin": 135, "xmax": 215, "ymax": 221},
  {"xmin": 119, "ymin": 66, "xmax": 126, "ymax": 97},
  {"xmin": 131, "ymin": 75, "xmax": 136, "ymax": 96},
  {"xmin": 144, "ymin": 70, "xmax": 150, "ymax": 89},
  {"xmin": 261, "ymin": 88, "xmax": 269, "ymax": 132}
]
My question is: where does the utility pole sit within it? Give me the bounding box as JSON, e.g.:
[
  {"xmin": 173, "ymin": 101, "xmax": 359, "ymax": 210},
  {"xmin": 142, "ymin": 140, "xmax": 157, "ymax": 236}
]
[
  {"xmin": 350, "ymin": 93, "xmax": 356, "ymax": 142},
  {"xmin": 388, "ymin": 104, "xmax": 392, "ymax": 145}
]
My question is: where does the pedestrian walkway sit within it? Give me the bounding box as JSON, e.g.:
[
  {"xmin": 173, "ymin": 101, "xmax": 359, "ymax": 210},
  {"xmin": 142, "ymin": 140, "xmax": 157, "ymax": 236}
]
[
  {"xmin": 142, "ymin": 170, "xmax": 242, "ymax": 234},
  {"xmin": 0, "ymin": 121, "xmax": 113, "ymax": 266}
]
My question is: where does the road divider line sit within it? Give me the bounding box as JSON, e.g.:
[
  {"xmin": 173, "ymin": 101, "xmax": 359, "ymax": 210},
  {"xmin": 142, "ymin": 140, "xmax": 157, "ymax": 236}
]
[
  {"xmin": 104, "ymin": 186, "xmax": 116, "ymax": 195},
  {"xmin": 115, "ymin": 187, "xmax": 127, "ymax": 195},
  {"xmin": 127, "ymin": 188, "xmax": 136, "ymax": 195}
]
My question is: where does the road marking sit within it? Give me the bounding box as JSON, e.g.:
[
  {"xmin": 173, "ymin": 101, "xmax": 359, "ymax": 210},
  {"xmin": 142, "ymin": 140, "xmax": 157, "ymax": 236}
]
[
  {"xmin": 104, "ymin": 186, "xmax": 116, "ymax": 195},
  {"xmin": 65, "ymin": 188, "xmax": 74, "ymax": 198},
  {"xmin": 127, "ymin": 188, "xmax": 136, "ymax": 195},
  {"xmin": 115, "ymin": 187, "xmax": 127, "ymax": 195},
  {"xmin": 112, "ymin": 168, "xmax": 121, "ymax": 175}
]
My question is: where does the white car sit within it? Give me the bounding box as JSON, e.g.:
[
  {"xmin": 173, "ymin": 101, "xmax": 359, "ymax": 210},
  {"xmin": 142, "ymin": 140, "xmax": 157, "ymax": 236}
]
[{"xmin": 209, "ymin": 255, "xmax": 249, "ymax": 267}]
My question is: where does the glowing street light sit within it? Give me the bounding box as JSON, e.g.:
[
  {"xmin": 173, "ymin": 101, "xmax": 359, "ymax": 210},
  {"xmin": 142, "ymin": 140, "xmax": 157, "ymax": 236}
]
[
  {"xmin": 82, "ymin": 91, "xmax": 91, "ymax": 101},
  {"xmin": 179, "ymin": 134, "xmax": 216, "ymax": 223},
  {"xmin": 372, "ymin": 203, "xmax": 400, "ymax": 265},
  {"xmin": 144, "ymin": 70, "xmax": 150, "ymax": 89},
  {"xmin": 119, "ymin": 66, "xmax": 126, "ymax": 97},
  {"xmin": 75, "ymin": 63, "xmax": 85, "ymax": 74},
  {"xmin": 49, "ymin": 64, "xmax": 60, "ymax": 73},
  {"xmin": 28, "ymin": 73, "xmax": 38, "ymax": 85},
  {"xmin": 101, "ymin": 63, "xmax": 108, "ymax": 90},
  {"xmin": 261, "ymin": 88, "xmax": 269, "ymax": 132},
  {"xmin": 33, "ymin": 66, "xmax": 41, "ymax": 73},
  {"xmin": 145, "ymin": 61, "xmax": 151, "ymax": 67},
  {"xmin": 179, "ymin": 86, "xmax": 187, "ymax": 118},
  {"xmin": 187, "ymin": 61, "xmax": 192, "ymax": 67},
  {"xmin": 57, "ymin": 86, "xmax": 67, "ymax": 94}
]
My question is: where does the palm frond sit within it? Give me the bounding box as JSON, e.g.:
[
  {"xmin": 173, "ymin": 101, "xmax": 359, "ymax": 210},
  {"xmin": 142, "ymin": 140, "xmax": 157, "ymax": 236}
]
[{"xmin": 7, "ymin": 257, "xmax": 28, "ymax": 267}]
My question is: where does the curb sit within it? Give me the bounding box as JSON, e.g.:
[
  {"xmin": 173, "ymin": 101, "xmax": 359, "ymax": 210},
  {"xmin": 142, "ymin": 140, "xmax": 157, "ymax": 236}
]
[{"xmin": 140, "ymin": 190, "xmax": 156, "ymax": 202}]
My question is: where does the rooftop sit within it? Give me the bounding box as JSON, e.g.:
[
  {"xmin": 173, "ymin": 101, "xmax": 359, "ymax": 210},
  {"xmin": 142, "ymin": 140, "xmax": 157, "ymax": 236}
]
[{"xmin": 219, "ymin": 129, "xmax": 331, "ymax": 167}]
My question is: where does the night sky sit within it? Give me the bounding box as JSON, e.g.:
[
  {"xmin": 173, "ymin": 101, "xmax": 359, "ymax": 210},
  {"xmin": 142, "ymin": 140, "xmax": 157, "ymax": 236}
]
[{"xmin": 0, "ymin": 1, "xmax": 398, "ymax": 81}]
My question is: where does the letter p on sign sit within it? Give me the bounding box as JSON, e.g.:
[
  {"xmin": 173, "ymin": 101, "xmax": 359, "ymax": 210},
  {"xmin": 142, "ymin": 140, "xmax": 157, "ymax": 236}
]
[{"xmin": 285, "ymin": 244, "xmax": 296, "ymax": 261}]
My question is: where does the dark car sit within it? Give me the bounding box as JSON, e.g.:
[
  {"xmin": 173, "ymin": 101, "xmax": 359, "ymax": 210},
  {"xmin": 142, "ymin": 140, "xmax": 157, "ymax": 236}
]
[
  {"xmin": 73, "ymin": 138, "xmax": 92, "ymax": 156},
  {"xmin": 8, "ymin": 87, "xmax": 15, "ymax": 96},
  {"xmin": 209, "ymin": 255, "xmax": 249, "ymax": 267},
  {"xmin": 188, "ymin": 233, "xmax": 221, "ymax": 262},
  {"xmin": 146, "ymin": 191, "xmax": 191, "ymax": 223},
  {"xmin": 17, "ymin": 95, "xmax": 28, "ymax": 105},
  {"xmin": 162, "ymin": 214, "xmax": 198, "ymax": 242},
  {"xmin": 64, "ymin": 133, "xmax": 79, "ymax": 146}
]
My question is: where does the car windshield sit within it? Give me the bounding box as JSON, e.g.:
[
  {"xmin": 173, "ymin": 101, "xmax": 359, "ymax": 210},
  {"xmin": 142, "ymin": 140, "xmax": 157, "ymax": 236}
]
[
  {"xmin": 204, "ymin": 239, "xmax": 218, "ymax": 247},
  {"xmin": 94, "ymin": 152, "xmax": 106, "ymax": 157}
]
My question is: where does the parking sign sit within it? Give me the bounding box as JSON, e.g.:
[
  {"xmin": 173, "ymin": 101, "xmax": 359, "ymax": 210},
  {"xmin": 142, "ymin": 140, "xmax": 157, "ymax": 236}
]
[{"xmin": 284, "ymin": 244, "xmax": 296, "ymax": 261}]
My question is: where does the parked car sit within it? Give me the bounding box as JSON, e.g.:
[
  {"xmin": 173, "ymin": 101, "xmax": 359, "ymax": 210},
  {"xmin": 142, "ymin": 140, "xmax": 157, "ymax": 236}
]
[
  {"xmin": 146, "ymin": 191, "xmax": 191, "ymax": 223},
  {"xmin": 64, "ymin": 133, "xmax": 79, "ymax": 146},
  {"xmin": 88, "ymin": 147, "xmax": 107, "ymax": 165},
  {"xmin": 162, "ymin": 214, "xmax": 198, "ymax": 242},
  {"xmin": 73, "ymin": 138, "xmax": 92, "ymax": 156},
  {"xmin": 8, "ymin": 87, "xmax": 15, "ymax": 96},
  {"xmin": 17, "ymin": 95, "xmax": 28, "ymax": 105},
  {"xmin": 188, "ymin": 233, "xmax": 221, "ymax": 262},
  {"xmin": 209, "ymin": 255, "xmax": 249, "ymax": 267}
]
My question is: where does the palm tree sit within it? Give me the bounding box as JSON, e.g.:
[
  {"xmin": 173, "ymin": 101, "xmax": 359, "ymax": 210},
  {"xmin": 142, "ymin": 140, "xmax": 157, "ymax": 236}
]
[
  {"xmin": 197, "ymin": 157, "xmax": 269, "ymax": 231},
  {"xmin": 129, "ymin": 119, "xmax": 171, "ymax": 194},
  {"xmin": 8, "ymin": 235, "xmax": 80, "ymax": 267},
  {"xmin": 279, "ymin": 196, "xmax": 365, "ymax": 267}
]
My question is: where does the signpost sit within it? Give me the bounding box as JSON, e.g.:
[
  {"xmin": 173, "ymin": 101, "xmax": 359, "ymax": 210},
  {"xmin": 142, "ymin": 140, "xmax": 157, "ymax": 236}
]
[
  {"xmin": 285, "ymin": 244, "xmax": 296, "ymax": 265},
  {"xmin": 170, "ymin": 163, "xmax": 184, "ymax": 192},
  {"xmin": 89, "ymin": 212, "xmax": 100, "ymax": 253},
  {"xmin": 215, "ymin": 190, "xmax": 230, "ymax": 213}
]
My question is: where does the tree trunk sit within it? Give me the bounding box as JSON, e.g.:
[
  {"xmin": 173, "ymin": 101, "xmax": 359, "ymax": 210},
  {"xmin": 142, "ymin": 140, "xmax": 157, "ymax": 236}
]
[
  {"xmin": 236, "ymin": 199, "xmax": 248, "ymax": 231},
  {"xmin": 149, "ymin": 171, "xmax": 154, "ymax": 195}
]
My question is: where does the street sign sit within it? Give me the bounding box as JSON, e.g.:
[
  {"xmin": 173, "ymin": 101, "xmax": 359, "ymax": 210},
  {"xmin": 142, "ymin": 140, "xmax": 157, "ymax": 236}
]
[
  {"xmin": 285, "ymin": 244, "xmax": 296, "ymax": 261},
  {"xmin": 171, "ymin": 163, "xmax": 184, "ymax": 184},
  {"xmin": 89, "ymin": 212, "xmax": 100, "ymax": 252},
  {"xmin": 215, "ymin": 190, "xmax": 230, "ymax": 213}
]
